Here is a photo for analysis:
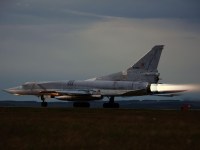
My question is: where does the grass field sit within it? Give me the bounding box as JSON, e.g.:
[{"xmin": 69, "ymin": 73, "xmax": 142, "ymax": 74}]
[{"xmin": 0, "ymin": 108, "xmax": 200, "ymax": 150}]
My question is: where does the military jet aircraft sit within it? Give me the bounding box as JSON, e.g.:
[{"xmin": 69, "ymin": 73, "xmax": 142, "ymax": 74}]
[{"xmin": 4, "ymin": 45, "xmax": 186, "ymax": 108}]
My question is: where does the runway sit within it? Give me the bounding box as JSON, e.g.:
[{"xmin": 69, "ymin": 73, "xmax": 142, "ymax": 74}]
[
  {"xmin": 1, "ymin": 100, "xmax": 200, "ymax": 109},
  {"xmin": 0, "ymin": 107, "xmax": 200, "ymax": 150}
]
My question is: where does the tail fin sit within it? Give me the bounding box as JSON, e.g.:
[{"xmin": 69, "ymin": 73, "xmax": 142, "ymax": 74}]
[
  {"xmin": 95, "ymin": 45, "xmax": 164, "ymax": 83},
  {"xmin": 130, "ymin": 45, "xmax": 164, "ymax": 72}
]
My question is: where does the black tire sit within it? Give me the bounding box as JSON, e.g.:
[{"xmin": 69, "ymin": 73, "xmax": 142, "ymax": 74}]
[
  {"xmin": 41, "ymin": 102, "xmax": 48, "ymax": 107},
  {"xmin": 113, "ymin": 103, "xmax": 119, "ymax": 108},
  {"xmin": 103, "ymin": 103, "xmax": 109, "ymax": 108}
]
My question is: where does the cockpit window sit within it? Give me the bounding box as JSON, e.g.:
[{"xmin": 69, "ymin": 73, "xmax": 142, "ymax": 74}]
[
  {"xmin": 22, "ymin": 82, "xmax": 41, "ymax": 90},
  {"xmin": 22, "ymin": 84, "xmax": 32, "ymax": 89},
  {"xmin": 10, "ymin": 86, "xmax": 23, "ymax": 90}
]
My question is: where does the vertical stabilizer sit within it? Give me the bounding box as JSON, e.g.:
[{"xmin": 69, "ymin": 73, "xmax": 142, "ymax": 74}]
[
  {"xmin": 94, "ymin": 45, "xmax": 164, "ymax": 83},
  {"xmin": 130, "ymin": 45, "xmax": 164, "ymax": 72}
]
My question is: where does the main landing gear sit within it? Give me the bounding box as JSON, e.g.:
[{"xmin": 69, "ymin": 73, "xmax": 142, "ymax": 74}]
[
  {"xmin": 103, "ymin": 96, "xmax": 119, "ymax": 108},
  {"xmin": 41, "ymin": 95, "xmax": 48, "ymax": 107}
]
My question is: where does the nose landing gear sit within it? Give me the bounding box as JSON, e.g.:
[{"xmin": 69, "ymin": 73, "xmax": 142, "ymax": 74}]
[{"xmin": 41, "ymin": 95, "xmax": 48, "ymax": 107}]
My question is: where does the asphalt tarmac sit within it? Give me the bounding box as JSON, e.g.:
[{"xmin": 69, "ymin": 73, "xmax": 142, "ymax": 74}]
[{"xmin": 1, "ymin": 100, "xmax": 200, "ymax": 109}]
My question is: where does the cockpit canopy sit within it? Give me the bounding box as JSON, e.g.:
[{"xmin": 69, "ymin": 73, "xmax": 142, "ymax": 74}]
[{"xmin": 22, "ymin": 82, "xmax": 40, "ymax": 90}]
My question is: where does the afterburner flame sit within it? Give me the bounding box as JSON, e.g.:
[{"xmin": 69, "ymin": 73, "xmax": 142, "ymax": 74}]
[{"xmin": 150, "ymin": 84, "xmax": 200, "ymax": 93}]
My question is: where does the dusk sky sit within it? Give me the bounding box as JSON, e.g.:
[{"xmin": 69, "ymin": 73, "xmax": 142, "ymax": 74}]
[{"xmin": 1, "ymin": 0, "xmax": 200, "ymax": 101}]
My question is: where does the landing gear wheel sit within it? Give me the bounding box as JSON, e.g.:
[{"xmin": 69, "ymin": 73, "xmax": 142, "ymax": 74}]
[
  {"xmin": 40, "ymin": 95, "xmax": 48, "ymax": 107},
  {"xmin": 73, "ymin": 102, "xmax": 90, "ymax": 108},
  {"xmin": 103, "ymin": 96, "xmax": 120, "ymax": 108},
  {"xmin": 41, "ymin": 95, "xmax": 45, "ymax": 101},
  {"xmin": 41, "ymin": 102, "xmax": 48, "ymax": 107}
]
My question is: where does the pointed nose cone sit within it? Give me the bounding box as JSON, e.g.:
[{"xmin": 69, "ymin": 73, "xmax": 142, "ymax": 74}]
[
  {"xmin": 3, "ymin": 88, "xmax": 12, "ymax": 94},
  {"xmin": 2, "ymin": 86, "xmax": 22, "ymax": 95}
]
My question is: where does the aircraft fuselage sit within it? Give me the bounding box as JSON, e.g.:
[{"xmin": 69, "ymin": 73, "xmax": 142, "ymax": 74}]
[{"xmin": 4, "ymin": 80, "xmax": 150, "ymax": 101}]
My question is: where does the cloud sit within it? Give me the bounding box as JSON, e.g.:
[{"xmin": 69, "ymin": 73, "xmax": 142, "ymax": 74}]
[{"xmin": 1, "ymin": 0, "xmax": 200, "ymax": 26}]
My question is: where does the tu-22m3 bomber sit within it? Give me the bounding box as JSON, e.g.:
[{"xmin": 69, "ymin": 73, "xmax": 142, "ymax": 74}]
[{"xmin": 4, "ymin": 45, "xmax": 186, "ymax": 108}]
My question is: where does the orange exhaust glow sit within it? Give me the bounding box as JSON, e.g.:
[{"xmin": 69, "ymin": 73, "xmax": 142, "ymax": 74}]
[{"xmin": 150, "ymin": 84, "xmax": 200, "ymax": 93}]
